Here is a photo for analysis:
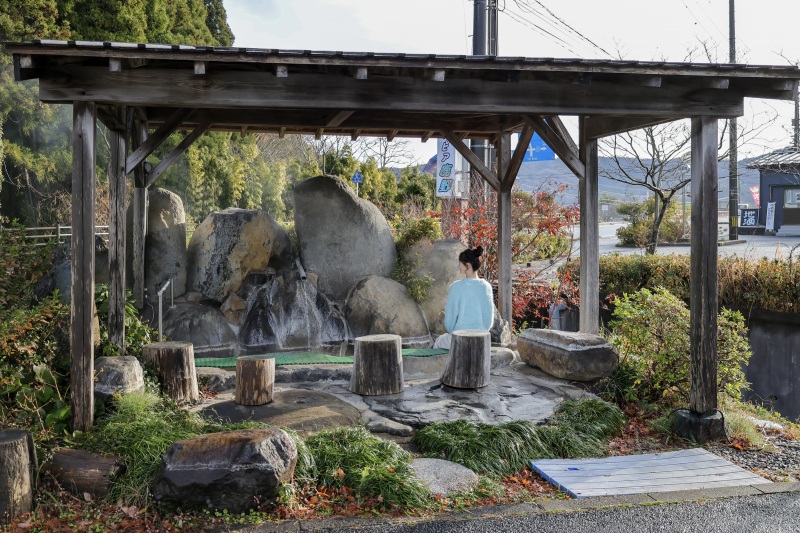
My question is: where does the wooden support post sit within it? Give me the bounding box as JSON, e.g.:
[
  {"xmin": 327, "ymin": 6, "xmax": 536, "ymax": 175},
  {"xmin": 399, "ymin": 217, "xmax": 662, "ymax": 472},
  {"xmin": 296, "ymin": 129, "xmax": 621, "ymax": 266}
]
[
  {"xmin": 108, "ymin": 113, "xmax": 126, "ymax": 355},
  {"xmin": 689, "ymin": 116, "xmax": 719, "ymax": 414},
  {"xmin": 132, "ymin": 115, "xmax": 148, "ymax": 309},
  {"xmin": 496, "ymin": 132, "xmax": 512, "ymax": 324},
  {"xmin": 441, "ymin": 330, "xmax": 491, "ymax": 389},
  {"xmin": 50, "ymin": 449, "xmax": 125, "ymax": 499},
  {"xmin": 579, "ymin": 119, "xmax": 600, "ymax": 334},
  {"xmin": 349, "ymin": 334, "xmax": 404, "ymax": 396},
  {"xmin": 71, "ymin": 101, "xmax": 97, "ymax": 433},
  {"xmin": 141, "ymin": 341, "xmax": 199, "ymax": 403},
  {"xmin": 0, "ymin": 429, "xmax": 35, "ymax": 523},
  {"xmin": 235, "ymin": 356, "xmax": 276, "ymax": 406}
]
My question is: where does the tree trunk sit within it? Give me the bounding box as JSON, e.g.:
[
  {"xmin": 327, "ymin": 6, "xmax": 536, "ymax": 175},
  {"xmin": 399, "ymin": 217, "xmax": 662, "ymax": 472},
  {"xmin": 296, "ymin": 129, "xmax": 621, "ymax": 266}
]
[
  {"xmin": 441, "ymin": 330, "xmax": 491, "ymax": 389},
  {"xmin": 647, "ymin": 196, "xmax": 670, "ymax": 255},
  {"xmin": 235, "ymin": 356, "xmax": 276, "ymax": 406},
  {"xmin": 141, "ymin": 341, "xmax": 199, "ymax": 403},
  {"xmin": 50, "ymin": 449, "xmax": 125, "ymax": 499},
  {"xmin": 349, "ymin": 334, "xmax": 404, "ymax": 396},
  {"xmin": 0, "ymin": 429, "xmax": 35, "ymax": 523}
]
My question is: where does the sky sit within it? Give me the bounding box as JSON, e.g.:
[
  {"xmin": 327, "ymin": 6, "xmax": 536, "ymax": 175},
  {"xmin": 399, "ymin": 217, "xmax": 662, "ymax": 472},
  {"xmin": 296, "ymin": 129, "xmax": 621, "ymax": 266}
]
[{"xmin": 224, "ymin": 0, "xmax": 800, "ymax": 166}]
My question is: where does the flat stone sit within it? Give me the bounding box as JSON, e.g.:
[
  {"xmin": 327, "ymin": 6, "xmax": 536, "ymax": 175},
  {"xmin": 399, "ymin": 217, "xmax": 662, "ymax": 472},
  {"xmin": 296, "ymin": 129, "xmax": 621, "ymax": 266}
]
[
  {"xmin": 364, "ymin": 415, "xmax": 414, "ymax": 437},
  {"xmin": 197, "ymin": 389, "xmax": 361, "ymax": 436},
  {"xmin": 403, "ymin": 348, "xmax": 517, "ymax": 377},
  {"xmin": 754, "ymin": 481, "xmax": 800, "ymax": 494},
  {"xmin": 646, "ymin": 485, "xmax": 764, "ymax": 502},
  {"xmin": 197, "ymin": 367, "xmax": 236, "ymax": 392},
  {"xmin": 538, "ymin": 493, "xmax": 655, "ymax": 511},
  {"xmin": 275, "ymin": 364, "xmax": 352, "ymax": 383},
  {"xmin": 517, "ymin": 329, "xmax": 619, "ymax": 381},
  {"xmin": 410, "ymin": 458, "xmax": 479, "ymax": 496}
]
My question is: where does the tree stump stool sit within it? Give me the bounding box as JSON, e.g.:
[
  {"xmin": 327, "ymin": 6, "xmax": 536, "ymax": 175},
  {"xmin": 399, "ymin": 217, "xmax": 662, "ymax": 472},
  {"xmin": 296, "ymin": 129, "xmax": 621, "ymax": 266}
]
[
  {"xmin": 235, "ymin": 356, "xmax": 276, "ymax": 406},
  {"xmin": 0, "ymin": 429, "xmax": 35, "ymax": 523},
  {"xmin": 441, "ymin": 330, "xmax": 491, "ymax": 389},
  {"xmin": 141, "ymin": 341, "xmax": 199, "ymax": 403},
  {"xmin": 350, "ymin": 334, "xmax": 404, "ymax": 396},
  {"xmin": 50, "ymin": 449, "xmax": 126, "ymax": 499}
]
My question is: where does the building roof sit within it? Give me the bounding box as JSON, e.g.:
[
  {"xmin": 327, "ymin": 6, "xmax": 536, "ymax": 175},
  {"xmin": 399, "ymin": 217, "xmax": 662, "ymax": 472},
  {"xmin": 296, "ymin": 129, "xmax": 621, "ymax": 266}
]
[
  {"xmin": 747, "ymin": 148, "xmax": 800, "ymax": 171},
  {"xmin": 4, "ymin": 40, "xmax": 800, "ymax": 141}
]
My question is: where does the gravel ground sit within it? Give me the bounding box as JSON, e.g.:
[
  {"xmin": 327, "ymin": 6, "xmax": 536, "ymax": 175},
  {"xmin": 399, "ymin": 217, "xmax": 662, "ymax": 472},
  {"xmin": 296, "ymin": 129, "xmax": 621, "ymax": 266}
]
[{"xmin": 709, "ymin": 436, "xmax": 800, "ymax": 482}]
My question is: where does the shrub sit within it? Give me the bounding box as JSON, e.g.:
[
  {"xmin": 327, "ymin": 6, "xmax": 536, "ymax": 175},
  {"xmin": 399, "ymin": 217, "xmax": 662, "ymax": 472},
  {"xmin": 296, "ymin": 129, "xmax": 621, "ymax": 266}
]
[
  {"xmin": 95, "ymin": 284, "xmax": 157, "ymax": 358},
  {"xmin": 391, "ymin": 215, "xmax": 441, "ymax": 304},
  {"xmin": 413, "ymin": 399, "xmax": 625, "ymax": 477},
  {"xmin": 393, "ymin": 215, "xmax": 443, "ymax": 254},
  {"xmin": 604, "ymin": 288, "xmax": 752, "ymax": 407},
  {"xmin": 616, "ymin": 197, "xmax": 683, "ymax": 248}
]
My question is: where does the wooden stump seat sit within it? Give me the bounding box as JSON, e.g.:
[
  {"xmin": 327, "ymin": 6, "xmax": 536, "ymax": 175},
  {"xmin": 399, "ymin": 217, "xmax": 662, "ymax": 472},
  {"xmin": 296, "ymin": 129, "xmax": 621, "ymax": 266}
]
[
  {"xmin": 50, "ymin": 449, "xmax": 125, "ymax": 499},
  {"xmin": 235, "ymin": 355, "xmax": 276, "ymax": 406},
  {"xmin": 350, "ymin": 334, "xmax": 404, "ymax": 396},
  {"xmin": 0, "ymin": 429, "xmax": 35, "ymax": 523},
  {"xmin": 141, "ymin": 341, "xmax": 199, "ymax": 403},
  {"xmin": 441, "ymin": 330, "xmax": 491, "ymax": 389}
]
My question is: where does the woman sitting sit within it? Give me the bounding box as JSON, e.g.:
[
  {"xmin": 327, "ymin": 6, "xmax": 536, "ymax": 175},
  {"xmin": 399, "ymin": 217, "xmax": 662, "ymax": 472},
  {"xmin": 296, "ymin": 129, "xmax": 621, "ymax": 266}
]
[{"xmin": 433, "ymin": 246, "xmax": 495, "ymax": 349}]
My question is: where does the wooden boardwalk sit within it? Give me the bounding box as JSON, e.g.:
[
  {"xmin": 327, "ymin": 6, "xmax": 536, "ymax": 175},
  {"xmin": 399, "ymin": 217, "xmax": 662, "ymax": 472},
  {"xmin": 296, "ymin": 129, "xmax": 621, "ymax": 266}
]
[{"xmin": 531, "ymin": 448, "xmax": 771, "ymax": 498}]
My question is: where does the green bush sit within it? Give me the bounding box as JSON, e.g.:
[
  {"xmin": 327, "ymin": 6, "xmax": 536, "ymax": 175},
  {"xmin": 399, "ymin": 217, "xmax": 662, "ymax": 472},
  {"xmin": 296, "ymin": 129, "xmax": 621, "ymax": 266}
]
[
  {"xmin": 616, "ymin": 198, "xmax": 683, "ymax": 247},
  {"xmin": 95, "ymin": 284, "xmax": 157, "ymax": 358},
  {"xmin": 604, "ymin": 288, "xmax": 752, "ymax": 407},
  {"xmin": 413, "ymin": 399, "xmax": 625, "ymax": 477},
  {"xmin": 393, "ymin": 215, "xmax": 443, "ymax": 254},
  {"xmin": 391, "ymin": 215, "xmax": 442, "ymax": 304}
]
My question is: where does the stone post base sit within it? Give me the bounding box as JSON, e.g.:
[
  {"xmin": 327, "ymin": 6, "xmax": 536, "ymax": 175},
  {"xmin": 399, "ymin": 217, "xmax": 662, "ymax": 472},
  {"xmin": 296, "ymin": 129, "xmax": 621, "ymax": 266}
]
[{"xmin": 672, "ymin": 409, "xmax": 726, "ymax": 443}]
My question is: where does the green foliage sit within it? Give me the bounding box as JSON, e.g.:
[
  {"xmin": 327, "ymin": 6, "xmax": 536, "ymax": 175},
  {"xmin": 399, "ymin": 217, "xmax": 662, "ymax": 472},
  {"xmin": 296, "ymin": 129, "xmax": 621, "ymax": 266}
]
[
  {"xmin": 604, "ymin": 288, "xmax": 752, "ymax": 407},
  {"xmin": 616, "ymin": 197, "xmax": 684, "ymax": 248},
  {"xmin": 94, "ymin": 284, "xmax": 157, "ymax": 358},
  {"xmin": 393, "ymin": 215, "xmax": 443, "ymax": 255},
  {"xmin": 78, "ymin": 391, "xmax": 267, "ymax": 507},
  {"xmin": 413, "ymin": 399, "xmax": 625, "ymax": 477},
  {"xmin": 300, "ymin": 426, "xmax": 431, "ymax": 510},
  {"xmin": 390, "ymin": 216, "xmax": 442, "ymax": 304}
]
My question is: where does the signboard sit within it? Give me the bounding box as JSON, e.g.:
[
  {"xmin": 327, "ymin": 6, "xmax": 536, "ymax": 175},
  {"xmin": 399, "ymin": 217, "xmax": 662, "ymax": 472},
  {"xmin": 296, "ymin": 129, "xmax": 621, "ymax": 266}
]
[
  {"xmin": 749, "ymin": 185, "xmax": 761, "ymax": 208},
  {"xmin": 740, "ymin": 209, "xmax": 759, "ymax": 227},
  {"xmin": 765, "ymin": 202, "xmax": 776, "ymax": 232},
  {"xmin": 520, "ymin": 133, "xmax": 556, "ymax": 162},
  {"xmin": 351, "ymin": 170, "xmax": 363, "ymax": 184},
  {"xmin": 436, "ymin": 138, "xmax": 467, "ymax": 198}
]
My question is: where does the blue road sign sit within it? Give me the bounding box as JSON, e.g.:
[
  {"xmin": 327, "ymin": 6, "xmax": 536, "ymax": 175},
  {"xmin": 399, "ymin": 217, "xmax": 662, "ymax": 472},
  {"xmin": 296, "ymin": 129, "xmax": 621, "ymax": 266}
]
[
  {"xmin": 520, "ymin": 133, "xmax": 556, "ymax": 162},
  {"xmin": 351, "ymin": 170, "xmax": 363, "ymax": 183}
]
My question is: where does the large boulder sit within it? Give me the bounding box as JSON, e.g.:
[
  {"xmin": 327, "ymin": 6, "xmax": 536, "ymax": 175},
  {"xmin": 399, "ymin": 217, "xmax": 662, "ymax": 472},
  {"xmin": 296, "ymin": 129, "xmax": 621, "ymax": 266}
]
[
  {"xmin": 403, "ymin": 239, "xmax": 464, "ymax": 335},
  {"xmin": 517, "ymin": 329, "xmax": 619, "ymax": 381},
  {"xmin": 293, "ymin": 175, "xmax": 397, "ymax": 302},
  {"xmin": 125, "ymin": 188, "xmax": 187, "ymax": 302},
  {"xmin": 239, "ymin": 269, "xmax": 348, "ymax": 351},
  {"xmin": 36, "ymin": 238, "xmax": 109, "ymax": 305},
  {"xmin": 162, "ymin": 302, "xmax": 238, "ymax": 358},
  {"xmin": 344, "ymin": 275, "xmax": 431, "ymax": 346},
  {"xmin": 186, "ymin": 208, "xmax": 292, "ymax": 303},
  {"xmin": 491, "ymin": 309, "xmax": 513, "ymax": 346},
  {"xmin": 151, "ymin": 428, "xmax": 297, "ymax": 512},
  {"xmin": 94, "ymin": 356, "xmax": 145, "ymax": 401},
  {"xmin": 410, "ymin": 458, "xmax": 478, "ymax": 496}
]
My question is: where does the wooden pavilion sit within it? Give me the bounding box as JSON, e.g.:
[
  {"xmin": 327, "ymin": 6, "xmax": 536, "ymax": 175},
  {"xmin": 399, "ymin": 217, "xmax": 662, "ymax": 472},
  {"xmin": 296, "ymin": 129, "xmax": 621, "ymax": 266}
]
[{"xmin": 5, "ymin": 40, "xmax": 800, "ymax": 434}]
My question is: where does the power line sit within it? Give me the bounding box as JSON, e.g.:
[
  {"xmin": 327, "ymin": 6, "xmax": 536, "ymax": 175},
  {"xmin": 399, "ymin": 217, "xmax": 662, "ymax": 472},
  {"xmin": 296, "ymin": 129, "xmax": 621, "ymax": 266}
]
[
  {"xmin": 499, "ymin": 6, "xmax": 582, "ymax": 56},
  {"xmin": 516, "ymin": 0, "xmax": 612, "ymax": 58}
]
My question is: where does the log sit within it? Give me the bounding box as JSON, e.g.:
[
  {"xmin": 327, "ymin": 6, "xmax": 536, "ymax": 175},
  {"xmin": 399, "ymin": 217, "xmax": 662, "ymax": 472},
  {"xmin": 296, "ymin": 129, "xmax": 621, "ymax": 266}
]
[
  {"xmin": 349, "ymin": 334, "xmax": 404, "ymax": 396},
  {"xmin": 235, "ymin": 356, "xmax": 276, "ymax": 406},
  {"xmin": 441, "ymin": 330, "xmax": 491, "ymax": 389},
  {"xmin": 141, "ymin": 341, "xmax": 199, "ymax": 403},
  {"xmin": 0, "ymin": 429, "xmax": 34, "ymax": 523},
  {"xmin": 50, "ymin": 449, "xmax": 125, "ymax": 499}
]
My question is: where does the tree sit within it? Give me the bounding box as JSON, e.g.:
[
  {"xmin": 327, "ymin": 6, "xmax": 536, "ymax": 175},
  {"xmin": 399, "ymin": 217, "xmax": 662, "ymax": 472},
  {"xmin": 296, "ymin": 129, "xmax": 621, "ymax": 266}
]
[{"xmin": 355, "ymin": 137, "xmax": 416, "ymax": 169}]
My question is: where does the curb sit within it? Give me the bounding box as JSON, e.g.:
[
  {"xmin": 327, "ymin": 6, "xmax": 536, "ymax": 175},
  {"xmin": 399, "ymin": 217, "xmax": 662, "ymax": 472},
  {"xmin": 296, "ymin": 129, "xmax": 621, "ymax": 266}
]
[{"xmin": 236, "ymin": 481, "xmax": 800, "ymax": 532}]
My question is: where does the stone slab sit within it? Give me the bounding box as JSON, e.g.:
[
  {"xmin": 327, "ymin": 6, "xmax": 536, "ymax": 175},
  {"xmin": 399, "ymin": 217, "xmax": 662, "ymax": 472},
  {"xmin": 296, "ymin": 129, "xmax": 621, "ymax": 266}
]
[
  {"xmin": 518, "ymin": 328, "xmax": 618, "ymax": 381},
  {"xmin": 754, "ymin": 481, "xmax": 800, "ymax": 494},
  {"xmin": 646, "ymin": 485, "xmax": 765, "ymax": 502},
  {"xmin": 410, "ymin": 458, "xmax": 479, "ymax": 496},
  {"xmin": 537, "ymin": 493, "xmax": 656, "ymax": 512}
]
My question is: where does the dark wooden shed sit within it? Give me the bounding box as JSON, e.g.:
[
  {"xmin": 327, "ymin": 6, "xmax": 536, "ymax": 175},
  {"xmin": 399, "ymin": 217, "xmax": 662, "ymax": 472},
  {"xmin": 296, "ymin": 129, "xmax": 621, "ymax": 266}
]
[{"xmin": 5, "ymin": 40, "xmax": 800, "ymax": 434}]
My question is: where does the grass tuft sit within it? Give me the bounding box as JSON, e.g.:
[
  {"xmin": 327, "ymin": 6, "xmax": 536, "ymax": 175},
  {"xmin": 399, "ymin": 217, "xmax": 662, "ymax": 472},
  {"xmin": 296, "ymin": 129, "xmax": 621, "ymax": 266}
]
[{"xmin": 413, "ymin": 399, "xmax": 625, "ymax": 477}]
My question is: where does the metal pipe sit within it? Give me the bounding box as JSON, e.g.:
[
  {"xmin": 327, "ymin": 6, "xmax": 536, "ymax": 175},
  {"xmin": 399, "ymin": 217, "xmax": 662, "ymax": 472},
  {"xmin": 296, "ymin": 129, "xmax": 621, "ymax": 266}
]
[
  {"xmin": 157, "ymin": 278, "xmax": 172, "ymax": 343},
  {"xmin": 295, "ymin": 257, "xmax": 307, "ymax": 280}
]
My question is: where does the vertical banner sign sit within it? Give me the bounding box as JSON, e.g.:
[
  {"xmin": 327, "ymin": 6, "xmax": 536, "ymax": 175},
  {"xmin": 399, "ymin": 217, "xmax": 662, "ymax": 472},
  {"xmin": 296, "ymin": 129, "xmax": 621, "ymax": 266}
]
[
  {"xmin": 765, "ymin": 202, "xmax": 776, "ymax": 232},
  {"xmin": 750, "ymin": 186, "xmax": 761, "ymax": 208},
  {"xmin": 437, "ymin": 138, "xmax": 462, "ymax": 198}
]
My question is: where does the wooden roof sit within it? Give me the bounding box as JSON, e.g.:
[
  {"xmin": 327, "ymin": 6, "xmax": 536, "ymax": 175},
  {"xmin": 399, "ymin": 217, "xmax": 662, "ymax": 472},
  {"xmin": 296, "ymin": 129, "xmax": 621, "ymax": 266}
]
[{"xmin": 6, "ymin": 40, "xmax": 800, "ymax": 140}]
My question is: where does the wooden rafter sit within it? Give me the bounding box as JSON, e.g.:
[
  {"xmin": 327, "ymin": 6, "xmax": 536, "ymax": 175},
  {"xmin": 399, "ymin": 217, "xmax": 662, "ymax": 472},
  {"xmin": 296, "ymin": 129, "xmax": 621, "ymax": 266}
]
[
  {"xmin": 523, "ymin": 115, "xmax": 585, "ymax": 180},
  {"xmin": 583, "ymin": 116, "xmax": 678, "ymax": 139},
  {"xmin": 326, "ymin": 110, "xmax": 353, "ymax": 127},
  {"xmin": 441, "ymin": 130, "xmax": 501, "ymax": 192},
  {"xmin": 126, "ymin": 108, "xmax": 193, "ymax": 174},
  {"xmin": 145, "ymin": 121, "xmax": 211, "ymax": 187},
  {"xmin": 502, "ymin": 124, "xmax": 534, "ymax": 191}
]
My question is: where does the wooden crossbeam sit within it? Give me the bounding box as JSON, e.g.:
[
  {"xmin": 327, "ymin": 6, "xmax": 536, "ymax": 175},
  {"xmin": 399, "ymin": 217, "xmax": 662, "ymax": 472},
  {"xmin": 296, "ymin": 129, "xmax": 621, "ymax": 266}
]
[
  {"xmin": 387, "ymin": 130, "xmax": 398, "ymax": 141},
  {"xmin": 441, "ymin": 130, "xmax": 501, "ymax": 192},
  {"xmin": 351, "ymin": 129, "xmax": 361, "ymax": 140},
  {"xmin": 583, "ymin": 116, "xmax": 677, "ymax": 139},
  {"xmin": 145, "ymin": 121, "xmax": 211, "ymax": 187},
  {"xmin": 421, "ymin": 131, "xmax": 434, "ymax": 143},
  {"xmin": 523, "ymin": 115, "xmax": 585, "ymax": 180},
  {"xmin": 126, "ymin": 108, "xmax": 193, "ymax": 174},
  {"xmin": 545, "ymin": 116, "xmax": 579, "ymax": 156},
  {"xmin": 315, "ymin": 128, "xmax": 323, "ymax": 140},
  {"xmin": 279, "ymin": 127, "xmax": 286, "ymax": 138},
  {"xmin": 502, "ymin": 124, "xmax": 534, "ymax": 191},
  {"xmin": 326, "ymin": 110, "xmax": 353, "ymax": 127}
]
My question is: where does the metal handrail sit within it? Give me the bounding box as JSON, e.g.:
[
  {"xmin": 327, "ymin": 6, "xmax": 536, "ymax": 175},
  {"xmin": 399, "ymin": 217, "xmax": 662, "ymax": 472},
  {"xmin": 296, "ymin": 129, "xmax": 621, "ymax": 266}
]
[{"xmin": 156, "ymin": 278, "xmax": 175, "ymax": 343}]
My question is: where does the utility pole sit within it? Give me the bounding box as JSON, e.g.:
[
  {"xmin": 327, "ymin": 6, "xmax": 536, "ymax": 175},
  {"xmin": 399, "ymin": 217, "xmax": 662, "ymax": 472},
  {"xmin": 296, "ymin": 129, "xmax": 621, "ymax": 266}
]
[
  {"xmin": 728, "ymin": 0, "xmax": 739, "ymax": 240},
  {"xmin": 471, "ymin": 0, "xmax": 488, "ymax": 170},
  {"xmin": 794, "ymin": 90, "xmax": 799, "ymax": 149}
]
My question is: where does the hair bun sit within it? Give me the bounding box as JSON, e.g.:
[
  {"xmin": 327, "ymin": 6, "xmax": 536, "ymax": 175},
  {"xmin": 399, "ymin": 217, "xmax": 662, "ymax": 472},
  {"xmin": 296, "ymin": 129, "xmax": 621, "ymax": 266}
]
[{"xmin": 474, "ymin": 246, "xmax": 484, "ymax": 257}]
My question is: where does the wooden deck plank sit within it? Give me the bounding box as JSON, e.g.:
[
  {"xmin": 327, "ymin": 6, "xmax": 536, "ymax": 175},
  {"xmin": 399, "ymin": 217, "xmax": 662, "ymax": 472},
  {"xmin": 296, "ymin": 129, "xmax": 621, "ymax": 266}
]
[{"xmin": 532, "ymin": 448, "xmax": 771, "ymax": 498}]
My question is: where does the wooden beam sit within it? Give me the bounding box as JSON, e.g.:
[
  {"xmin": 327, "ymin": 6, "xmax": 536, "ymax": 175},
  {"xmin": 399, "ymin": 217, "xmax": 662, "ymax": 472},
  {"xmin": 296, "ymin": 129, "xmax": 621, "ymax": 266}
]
[
  {"xmin": 70, "ymin": 101, "xmax": 96, "ymax": 432},
  {"xmin": 578, "ymin": 118, "xmax": 600, "ymax": 335},
  {"xmin": 96, "ymin": 105, "xmax": 126, "ymax": 131},
  {"xmin": 194, "ymin": 61, "xmax": 206, "ymax": 75},
  {"xmin": 351, "ymin": 129, "xmax": 361, "ymax": 140},
  {"xmin": 545, "ymin": 116, "xmax": 579, "ymax": 156},
  {"xmin": 421, "ymin": 131, "xmax": 434, "ymax": 143},
  {"xmin": 131, "ymin": 114, "xmax": 148, "ymax": 309},
  {"xmin": 502, "ymin": 124, "xmax": 533, "ymax": 191},
  {"xmin": 315, "ymin": 128, "xmax": 323, "ymax": 140},
  {"xmin": 108, "ymin": 109, "xmax": 127, "ymax": 356},
  {"xmin": 523, "ymin": 115, "xmax": 585, "ymax": 180},
  {"xmin": 583, "ymin": 116, "xmax": 677, "ymax": 139},
  {"xmin": 145, "ymin": 122, "xmax": 211, "ymax": 187},
  {"xmin": 38, "ymin": 67, "xmax": 749, "ymax": 117},
  {"xmin": 496, "ymin": 132, "xmax": 513, "ymax": 324},
  {"xmin": 689, "ymin": 116, "xmax": 719, "ymax": 414},
  {"xmin": 387, "ymin": 130, "xmax": 398, "ymax": 142},
  {"xmin": 279, "ymin": 127, "xmax": 286, "ymax": 138},
  {"xmin": 441, "ymin": 130, "xmax": 501, "ymax": 192},
  {"xmin": 126, "ymin": 108, "xmax": 193, "ymax": 174},
  {"xmin": 326, "ymin": 110, "xmax": 353, "ymax": 128}
]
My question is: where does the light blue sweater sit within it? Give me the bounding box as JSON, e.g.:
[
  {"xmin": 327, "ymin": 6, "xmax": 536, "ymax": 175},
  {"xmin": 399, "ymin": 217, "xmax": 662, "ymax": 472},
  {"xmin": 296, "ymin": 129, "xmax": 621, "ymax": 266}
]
[{"xmin": 443, "ymin": 278, "xmax": 495, "ymax": 333}]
